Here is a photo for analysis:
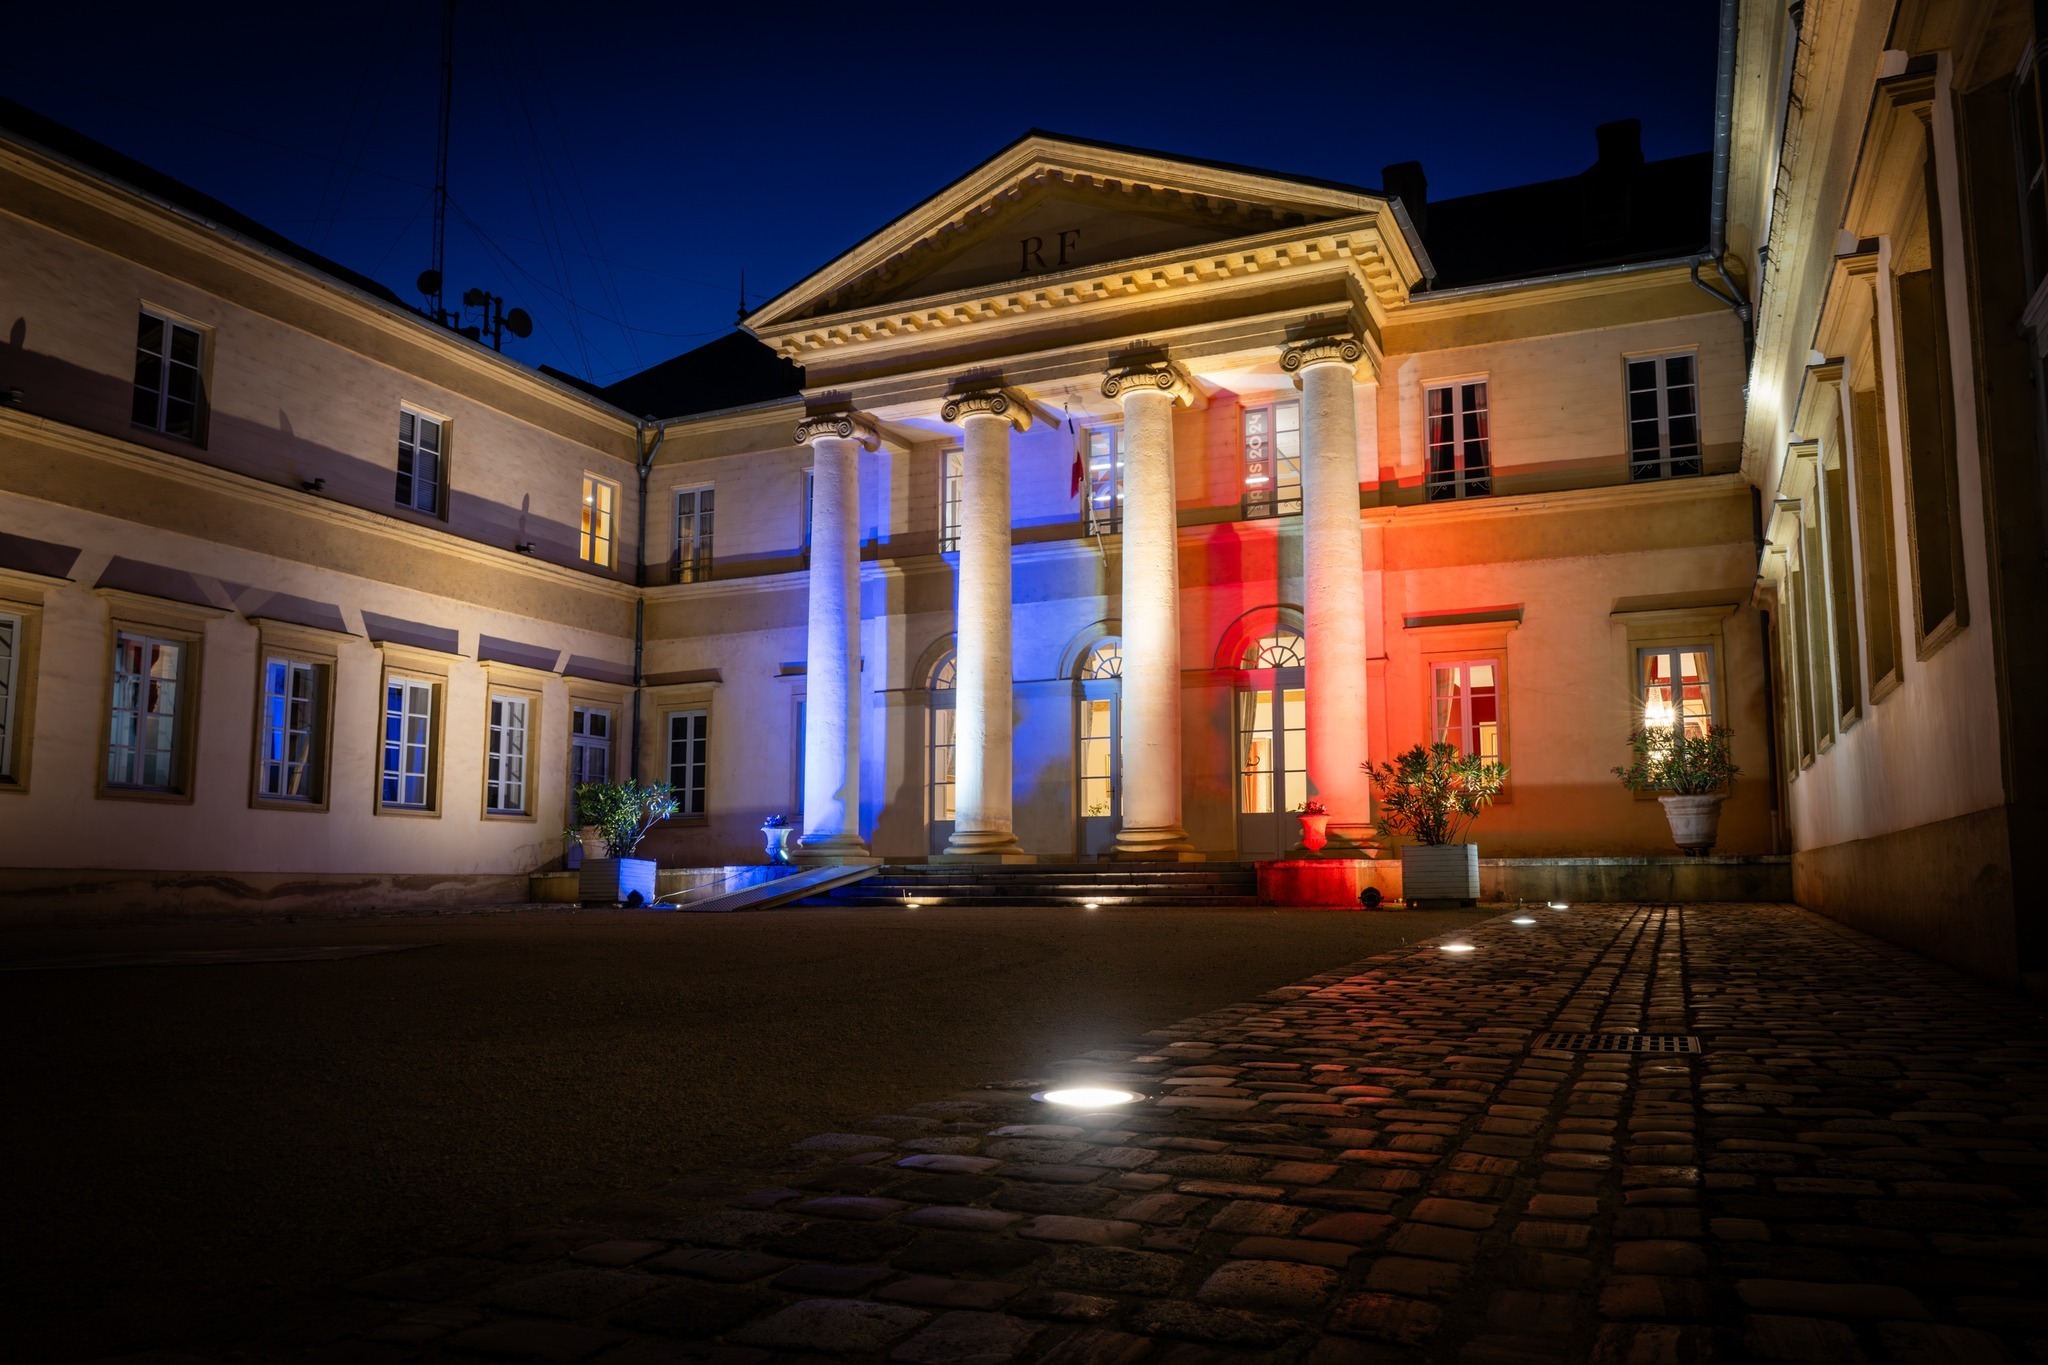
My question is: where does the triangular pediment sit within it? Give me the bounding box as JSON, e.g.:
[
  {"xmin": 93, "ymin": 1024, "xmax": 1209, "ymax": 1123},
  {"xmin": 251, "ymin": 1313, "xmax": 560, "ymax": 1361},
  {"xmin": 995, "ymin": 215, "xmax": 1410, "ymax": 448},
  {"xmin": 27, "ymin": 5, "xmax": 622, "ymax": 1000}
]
[{"xmin": 745, "ymin": 133, "xmax": 1424, "ymax": 337}]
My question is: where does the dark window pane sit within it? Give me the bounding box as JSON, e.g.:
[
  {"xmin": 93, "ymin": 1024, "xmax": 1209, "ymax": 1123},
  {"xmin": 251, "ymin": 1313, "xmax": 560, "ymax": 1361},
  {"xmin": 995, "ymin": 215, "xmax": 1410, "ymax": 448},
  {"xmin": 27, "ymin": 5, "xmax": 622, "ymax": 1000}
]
[
  {"xmin": 1629, "ymin": 390, "xmax": 1659, "ymax": 422},
  {"xmin": 136, "ymin": 314, "xmax": 163, "ymax": 353},
  {"xmin": 169, "ymin": 326, "xmax": 200, "ymax": 366},
  {"xmin": 1664, "ymin": 355, "xmax": 1693, "ymax": 386},
  {"xmin": 1627, "ymin": 360, "xmax": 1655, "ymax": 389}
]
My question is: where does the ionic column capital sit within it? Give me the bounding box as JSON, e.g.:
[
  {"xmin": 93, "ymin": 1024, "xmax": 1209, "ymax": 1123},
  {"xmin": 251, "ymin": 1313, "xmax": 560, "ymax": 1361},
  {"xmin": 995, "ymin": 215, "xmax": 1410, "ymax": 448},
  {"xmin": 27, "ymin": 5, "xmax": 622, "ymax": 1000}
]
[
  {"xmin": 940, "ymin": 387, "xmax": 1032, "ymax": 430},
  {"xmin": 1101, "ymin": 356, "xmax": 1194, "ymax": 407},
  {"xmin": 1281, "ymin": 333, "xmax": 1368, "ymax": 376},
  {"xmin": 794, "ymin": 406, "xmax": 881, "ymax": 450}
]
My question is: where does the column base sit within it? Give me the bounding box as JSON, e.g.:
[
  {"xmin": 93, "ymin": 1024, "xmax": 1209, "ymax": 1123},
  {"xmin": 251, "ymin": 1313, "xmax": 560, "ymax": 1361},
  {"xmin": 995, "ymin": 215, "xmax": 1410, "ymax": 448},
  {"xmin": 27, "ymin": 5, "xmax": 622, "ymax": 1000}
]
[
  {"xmin": 940, "ymin": 829, "xmax": 1031, "ymax": 862},
  {"xmin": 1113, "ymin": 825, "xmax": 1201, "ymax": 860},
  {"xmin": 795, "ymin": 832, "xmax": 878, "ymax": 867}
]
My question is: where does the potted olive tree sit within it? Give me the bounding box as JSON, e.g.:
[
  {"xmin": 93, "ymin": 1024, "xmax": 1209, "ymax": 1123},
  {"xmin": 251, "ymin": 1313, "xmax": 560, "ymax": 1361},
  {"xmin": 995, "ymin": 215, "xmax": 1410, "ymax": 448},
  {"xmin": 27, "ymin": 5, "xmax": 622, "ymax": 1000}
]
[
  {"xmin": 1366, "ymin": 743, "xmax": 1508, "ymax": 906},
  {"xmin": 574, "ymin": 781, "xmax": 680, "ymax": 907},
  {"xmin": 1614, "ymin": 724, "xmax": 1739, "ymax": 854}
]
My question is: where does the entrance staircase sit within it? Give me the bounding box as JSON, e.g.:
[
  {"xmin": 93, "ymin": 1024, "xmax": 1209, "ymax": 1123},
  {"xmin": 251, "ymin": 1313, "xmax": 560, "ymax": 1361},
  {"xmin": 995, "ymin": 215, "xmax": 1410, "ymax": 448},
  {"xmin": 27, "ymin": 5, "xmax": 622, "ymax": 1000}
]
[{"xmin": 786, "ymin": 861, "xmax": 1261, "ymax": 910}]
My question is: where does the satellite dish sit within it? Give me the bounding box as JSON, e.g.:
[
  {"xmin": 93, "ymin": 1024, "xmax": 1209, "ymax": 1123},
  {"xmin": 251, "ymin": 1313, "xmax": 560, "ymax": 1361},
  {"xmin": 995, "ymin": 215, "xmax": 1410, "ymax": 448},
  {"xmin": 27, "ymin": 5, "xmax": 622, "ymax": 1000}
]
[
  {"xmin": 416, "ymin": 269, "xmax": 442, "ymax": 296},
  {"xmin": 463, "ymin": 287, "xmax": 488, "ymax": 308},
  {"xmin": 504, "ymin": 308, "xmax": 533, "ymax": 339}
]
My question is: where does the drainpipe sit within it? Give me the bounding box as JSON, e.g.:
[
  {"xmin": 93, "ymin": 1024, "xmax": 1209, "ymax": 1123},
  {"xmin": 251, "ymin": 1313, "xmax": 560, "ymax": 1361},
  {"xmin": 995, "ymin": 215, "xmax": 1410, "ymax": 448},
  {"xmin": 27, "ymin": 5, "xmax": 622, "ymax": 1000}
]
[
  {"xmin": 1692, "ymin": 0, "xmax": 1755, "ymax": 363},
  {"xmin": 630, "ymin": 416, "xmax": 666, "ymax": 781}
]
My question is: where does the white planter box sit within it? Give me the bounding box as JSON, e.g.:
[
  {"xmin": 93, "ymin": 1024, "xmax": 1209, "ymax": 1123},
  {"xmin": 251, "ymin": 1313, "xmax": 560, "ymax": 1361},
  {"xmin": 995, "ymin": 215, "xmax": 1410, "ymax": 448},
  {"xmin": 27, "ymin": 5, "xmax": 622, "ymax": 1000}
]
[
  {"xmin": 579, "ymin": 857, "xmax": 658, "ymax": 908},
  {"xmin": 1401, "ymin": 843, "xmax": 1480, "ymax": 905}
]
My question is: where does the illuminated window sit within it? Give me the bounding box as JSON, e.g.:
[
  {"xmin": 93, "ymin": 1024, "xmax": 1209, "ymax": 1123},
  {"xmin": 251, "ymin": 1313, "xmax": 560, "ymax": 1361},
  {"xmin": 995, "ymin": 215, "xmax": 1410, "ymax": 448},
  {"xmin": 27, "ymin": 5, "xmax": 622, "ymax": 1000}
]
[
  {"xmin": 1432, "ymin": 660, "xmax": 1501, "ymax": 760},
  {"xmin": 581, "ymin": 475, "xmax": 618, "ymax": 566},
  {"xmin": 928, "ymin": 653, "xmax": 956, "ymax": 826},
  {"xmin": 1638, "ymin": 646, "xmax": 1714, "ymax": 738},
  {"xmin": 667, "ymin": 709, "xmax": 708, "ymax": 815},
  {"xmin": 1083, "ymin": 426, "xmax": 1124, "ymax": 535},
  {"xmin": 107, "ymin": 631, "xmax": 187, "ymax": 791},
  {"xmin": 485, "ymin": 694, "xmax": 530, "ymax": 815},
  {"xmin": 939, "ymin": 449, "xmax": 963, "ymax": 552},
  {"xmin": 1242, "ymin": 400, "xmax": 1302, "ymax": 519},
  {"xmin": 397, "ymin": 409, "xmax": 444, "ymax": 514},
  {"xmin": 1627, "ymin": 355, "xmax": 1701, "ymax": 480},
  {"xmin": 1079, "ymin": 640, "xmax": 1123, "ymax": 680},
  {"xmin": 1426, "ymin": 381, "xmax": 1491, "ymax": 500},
  {"xmin": 570, "ymin": 706, "xmax": 611, "ymax": 790},
  {"xmin": 258, "ymin": 657, "xmax": 325, "ymax": 802},
  {"xmin": 802, "ymin": 471, "xmax": 815, "ymax": 556},
  {"xmin": 1243, "ymin": 629, "xmax": 1306, "ymax": 669},
  {"xmin": 131, "ymin": 311, "xmax": 205, "ymax": 441},
  {"xmin": 674, "ymin": 485, "xmax": 714, "ymax": 582},
  {"xmin": 380, "ymin": 678, "xmax": 436, "ymax": 810}
]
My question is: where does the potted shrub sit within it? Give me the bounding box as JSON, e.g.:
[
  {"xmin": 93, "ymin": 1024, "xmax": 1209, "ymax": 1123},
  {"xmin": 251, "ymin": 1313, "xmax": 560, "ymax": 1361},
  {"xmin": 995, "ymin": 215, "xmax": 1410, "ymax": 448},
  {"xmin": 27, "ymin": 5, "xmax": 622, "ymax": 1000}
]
[
  {"xmin": 1366, "ymin": 743, "xmax": 1509, "ymax": 906},
  {"xmin": 1295, "ymin": 799, "xmax": 1330, "ymax": 853},
  {"xmin": 574, "ymin": 781, "xmax": 680, "ymax": 907},
  {"xmin": 1614, "ymin": 724, "xmax": 1739, "ymax": 855}
]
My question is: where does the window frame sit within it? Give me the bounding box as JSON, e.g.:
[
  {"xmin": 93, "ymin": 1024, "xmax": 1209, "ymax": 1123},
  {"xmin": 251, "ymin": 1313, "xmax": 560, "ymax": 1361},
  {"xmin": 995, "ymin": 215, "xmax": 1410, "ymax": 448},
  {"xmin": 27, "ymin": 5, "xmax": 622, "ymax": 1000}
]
[
  {"xmin": 665, "ymin": 707, "xmax": 710, "ymax": 818},
  {"xmin": 938, "ymin": 448, "xmax": 964, "ymax": 552},
  {"xmin": 396, "ymin": 406, "xmax": 448, "ymax": 517},
  {"xmin": 927, "ymin": 652, "xmax": 957, "ymax": 829},
  {"xmin": 481, "ymin": 681, "xmax": 540, "ymax": 821},
  {"xmin": 249, "ymin": 630, "xmax": 337, "ymax": 813},
  {"xmin": 0, "ymin": 591, "xmax": 41, "ymax": 795},
  {"xmin": 1624, "ymin": 350, "xmax": 1704, "ymax": 481},
  {"xmin": 99, "ymin": 620, "xmax": 204, "ymax": 803},
  {"xmin": 1424, "ymin": 377, "xmax": 1493, "ymax": 501},
  {"xmin": 580, "ymin": 474, "xmax": 620, "ymax": 569},
  {"xmin": 374, "ymin": 649, "xmax": 446, "ymax": 817},
  {"xmin": 1240, "ymin": 398, "xmax": 1302, "ymax": 520},
  {"xmin": 568, "ymin": 701, "xmax": 616, "ymax": 800},
  {"xmin": 673, "ymin": 484, "xmax": 715, "ymax": 583},
  {"xmin": 1430, "ymin": 658, "xmax": 1505, "ymax": 764},
  {"xmin": 1080, "ymin": 424, "xmax": 1124, "ymax": 535},
  {"xmin": 131, "ymin": 307, "xmax": 209, "ymax": 444}
]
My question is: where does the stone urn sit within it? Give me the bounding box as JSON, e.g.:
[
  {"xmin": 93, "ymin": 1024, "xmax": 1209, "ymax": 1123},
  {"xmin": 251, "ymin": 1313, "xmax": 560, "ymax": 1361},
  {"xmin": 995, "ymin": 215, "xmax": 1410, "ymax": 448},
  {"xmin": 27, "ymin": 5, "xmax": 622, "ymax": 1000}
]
[
  {"xmin": 762, "ymin": 817, "xmax": 796, "ymax": 866},
  {"xmin": 1659, "ymin": 794, "xmax": 1725, "ymax": 855},
  {"xmin": 1296, "ymin": 812, "xmax": 1331, "ymax": 853}
]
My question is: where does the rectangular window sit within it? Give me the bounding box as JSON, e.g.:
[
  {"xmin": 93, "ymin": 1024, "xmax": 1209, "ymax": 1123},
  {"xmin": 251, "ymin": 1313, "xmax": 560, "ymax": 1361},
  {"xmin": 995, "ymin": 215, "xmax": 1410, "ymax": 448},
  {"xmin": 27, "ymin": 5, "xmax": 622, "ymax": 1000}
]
[
  {"xmin": 257, "ymin": 657, "xmax": 323, "ymax": 801},
  {"xmin": 107, "ymin": 631, "xmax": 185, "ymax": 790},
  {"xmin": 570, "ymin": 706, "xmax": 611, "ymax": 790},
  {"xmin": 1800, "ymin": 512, "xmax": 1835, "ymax": 748},
  {"xmin": 0, "ymin": 612, "xmax": 16, "ymax": 782},
  {"xmin": 1425, "ymin": 381, "xmax": 1492, "ymax": 501},
  {"xmin": 381, "ymin": 677, "xmax": 435, "ymax": 809},
  {"xmin": 802, "ymin": 471, "xmax": 815, "ymax": 553},
  {"xmin": 1627, "ymin": 354, "xmax": 1702, "ymax": 480},
  {"xmin": 1821, "ymin": 447, "xmax": 1862, "ymax": 722},
  {"xmin": 580, "ymin": 475, "xmax": 618, "ymax": 566},
  {"xmin": 793, "ymin": 697, "xmax": 807, "ymax": 818},
  {"xmin": 485, "ymin": 694, "xmax": 530, "ymax": 814},
  {"xmin": 1638, "ymin": 645, "xmax": 1715, "ymax": 739},
  {"xmin": 674, "ymin": 486, "xmax": 715, "ymax": 582},
  {"xmin": 396, "ymin": 409, "xmax": 444, "ymax": 514},
  {"xmin": 1852, "ymin": 353, "xmax": 1903, "ymax": 693},
  {"xmin": 667, "ymin": 709, "xmax": 708, "ymax": 815},
  {"xmin": 131, "ymin": 311, "xmax": 205, "ymax": 441},
  {"xmin": 938, "ymin": 450, "xmax": 963, "ymax": 551},
  {"xmin": 1083, "ymin": 426, "xmax": 1124, "ymax": 534},
  {"xmin": 2016, "ymin": 55, "xmax": 2047, "ymax": 292},
  {"xmin": 1432, "ymin": 660, "xmax": 1502, "ymax": 760},
  {"xmin": 1241, "ymin": 400, "xmax": 1302, "ymax": 519}
]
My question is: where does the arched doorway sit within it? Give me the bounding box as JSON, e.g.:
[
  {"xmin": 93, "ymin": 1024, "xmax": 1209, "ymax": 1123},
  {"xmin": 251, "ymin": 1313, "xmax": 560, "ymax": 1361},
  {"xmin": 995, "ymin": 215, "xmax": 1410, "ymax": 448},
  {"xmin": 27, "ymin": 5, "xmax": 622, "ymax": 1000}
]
[
  {"xmin": 1235, "ymin": 628, "xmax": 1307, "ymax": 859},
  {"xmin": 927, "ymin": 652, "xmax": 957, "ymax": 855},
  {"xmin": 1074, "ymin": 640, "xmax": 1122, "ymax": 858}
]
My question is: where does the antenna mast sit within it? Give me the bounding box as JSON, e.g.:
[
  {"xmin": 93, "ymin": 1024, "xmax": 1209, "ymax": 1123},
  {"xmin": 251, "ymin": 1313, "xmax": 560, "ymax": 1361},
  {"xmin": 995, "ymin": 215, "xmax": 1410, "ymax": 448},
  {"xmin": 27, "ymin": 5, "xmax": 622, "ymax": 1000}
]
[{"xmin": 425, "ymin": 0, "xmax": 456, "ymax": 327}]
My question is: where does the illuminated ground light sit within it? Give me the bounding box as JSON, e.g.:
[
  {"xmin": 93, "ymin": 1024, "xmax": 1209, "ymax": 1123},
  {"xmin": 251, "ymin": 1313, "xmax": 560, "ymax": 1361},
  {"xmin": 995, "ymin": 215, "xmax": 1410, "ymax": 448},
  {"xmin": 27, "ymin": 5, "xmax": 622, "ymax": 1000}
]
[
  {"xmin": 1512, "ymin": 916, "xmax": 1537, "ymax": 925},
  {"xmin": 1033, "ymin": 1086, "xmax": 1146, "ymax": 1107},
  {"xmin": 1441, "ymin": 943, "xmax": 1477, "ymax": 954},
  {"xmin": 1083, "ymin": 901, "xmax": 1101, "ymax": 911},
  {"xmin": 1547, "ymin": 902, "xmax": 1570, "ymax": 910}
]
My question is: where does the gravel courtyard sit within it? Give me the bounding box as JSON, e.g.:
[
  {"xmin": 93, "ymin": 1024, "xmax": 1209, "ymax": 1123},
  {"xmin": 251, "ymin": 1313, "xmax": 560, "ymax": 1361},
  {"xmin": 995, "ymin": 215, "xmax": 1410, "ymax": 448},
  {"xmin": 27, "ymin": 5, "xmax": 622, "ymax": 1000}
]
[{"xmin": 0, "ymin": 903, "xmax": 1477, "ymax": 1361}]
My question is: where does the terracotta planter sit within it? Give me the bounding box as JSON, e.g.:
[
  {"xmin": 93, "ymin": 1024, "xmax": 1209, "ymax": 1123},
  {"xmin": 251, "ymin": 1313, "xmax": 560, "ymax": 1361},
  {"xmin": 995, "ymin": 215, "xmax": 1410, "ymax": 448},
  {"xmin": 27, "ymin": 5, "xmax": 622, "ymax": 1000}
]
[
  {"xmin": 1297, "ymin": 813, "xmax": 1331, "ymax": 852},
  {"xmin": 1658, "ymin": 794, "xmax": 1725, "ymax": 854},
  {"xmin": 577, "ymin": 826, "xmax": 607, "ymax": 859},
  {"xmin": 1400, "ymin": 843, "xmax": 1479, "ymax": 905}
]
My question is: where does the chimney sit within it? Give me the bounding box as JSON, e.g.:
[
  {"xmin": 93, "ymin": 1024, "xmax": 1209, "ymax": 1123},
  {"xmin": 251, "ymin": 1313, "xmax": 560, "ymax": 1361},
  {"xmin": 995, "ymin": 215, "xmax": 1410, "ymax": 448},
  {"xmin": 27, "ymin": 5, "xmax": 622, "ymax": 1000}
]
[
  {"xmin": 1593, "ymin": 119, "xmax": 1644, "ymax": 172},
  {"xmin": 1381, "ymin": 160, "xmax": 1428, "ymax": 238}
]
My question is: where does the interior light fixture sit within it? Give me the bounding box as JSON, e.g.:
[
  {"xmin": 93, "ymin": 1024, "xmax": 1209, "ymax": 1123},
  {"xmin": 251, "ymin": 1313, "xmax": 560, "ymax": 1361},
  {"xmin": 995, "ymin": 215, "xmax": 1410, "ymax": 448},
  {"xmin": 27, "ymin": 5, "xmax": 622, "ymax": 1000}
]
[
  {"xmin": 1441, "ymin": 943, "xmax": 1477, "ymax": 953},
  {"xmin": 1034, "ymin": 1086, "xmax": 1145, "ymax": 1107}
]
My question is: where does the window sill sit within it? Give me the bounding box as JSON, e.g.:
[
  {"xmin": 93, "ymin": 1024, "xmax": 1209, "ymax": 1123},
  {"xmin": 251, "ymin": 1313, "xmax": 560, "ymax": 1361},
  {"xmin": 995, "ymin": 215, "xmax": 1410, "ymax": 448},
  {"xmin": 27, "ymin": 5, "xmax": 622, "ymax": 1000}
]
[
  {"xmin": 375, "ymin": 804, "xmax": 442, "ymax": 819},
  {"xmin": 253, "ymin": 796, "xmax": 330, "ymax": 814},
  {"xmin": 97, "ymin": 785, "xmax": 194, "ymax": 805},
  {"xmin": 484, "ymin": 809, "xmax": 538, "ymax": 823}
]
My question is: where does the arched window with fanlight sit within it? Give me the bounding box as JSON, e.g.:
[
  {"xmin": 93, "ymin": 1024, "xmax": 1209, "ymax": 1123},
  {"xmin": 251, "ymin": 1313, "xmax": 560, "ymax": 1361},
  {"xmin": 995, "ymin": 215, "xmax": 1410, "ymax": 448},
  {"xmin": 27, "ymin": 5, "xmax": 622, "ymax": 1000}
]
[
  {"xmin": 1075, "ymin": 639, "xmax": 1123, "ymax": 857},
  {"xmin": 927, "ymin": 651, "xmax": 957, "ymax": 854},
  {"xmin": 1235, "ymin": 627, "xmax": 1307, "ymax": 858}
]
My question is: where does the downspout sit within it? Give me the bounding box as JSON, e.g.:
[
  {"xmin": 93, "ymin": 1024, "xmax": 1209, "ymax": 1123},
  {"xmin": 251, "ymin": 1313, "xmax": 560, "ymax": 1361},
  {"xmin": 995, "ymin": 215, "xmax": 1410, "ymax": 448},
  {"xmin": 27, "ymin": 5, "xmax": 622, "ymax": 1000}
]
[
  {"xmin": 630, "ymin": 416, "xmax": 666, "ymax": 781},
  {"xmin": 1692, "ymin": 0, "xmax": 1755, "ymax": 364}
]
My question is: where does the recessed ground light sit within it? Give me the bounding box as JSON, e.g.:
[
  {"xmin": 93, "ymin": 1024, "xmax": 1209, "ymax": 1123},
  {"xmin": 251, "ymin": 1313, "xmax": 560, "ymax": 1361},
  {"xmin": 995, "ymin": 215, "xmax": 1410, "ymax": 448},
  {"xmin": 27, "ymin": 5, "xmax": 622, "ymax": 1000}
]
[
  {"xmin": 1512, "ymin": 916, "xmax": 1536, "ymax": 925},
  {"xmin": 1083, "ymin": 902, "xmax": 1101, "ymax": 911},
  {"xmin": 1441, "ymin": 943, "xmax": 1477, "ymax": 953},
  {"xmin": 1034, "ymin": 1086, "xmax": 1146, "ymax": 1107},
  {"xmin": 1547, "ymin": 901, "xmax": 1570, "ymax": 910}
]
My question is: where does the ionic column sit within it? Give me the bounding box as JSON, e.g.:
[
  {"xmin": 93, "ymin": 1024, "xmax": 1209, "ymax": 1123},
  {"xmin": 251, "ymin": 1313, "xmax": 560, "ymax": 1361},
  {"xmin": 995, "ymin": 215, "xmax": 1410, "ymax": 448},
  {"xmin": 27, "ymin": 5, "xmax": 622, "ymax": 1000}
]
[
  {"xmin": 1282, "ymin": 334, "xmax": 1373, "ymax": 843},
  {"xmin": 794, "ymin": 407, "xmax": 878, "ymax": 861},
  {"xmin": 939, "ymin": 388, "xmax": 1031, "ymax": 860},
  {"xmin": 1103, "ymin": 356, "xmax": 1197, "ymax": 858}
]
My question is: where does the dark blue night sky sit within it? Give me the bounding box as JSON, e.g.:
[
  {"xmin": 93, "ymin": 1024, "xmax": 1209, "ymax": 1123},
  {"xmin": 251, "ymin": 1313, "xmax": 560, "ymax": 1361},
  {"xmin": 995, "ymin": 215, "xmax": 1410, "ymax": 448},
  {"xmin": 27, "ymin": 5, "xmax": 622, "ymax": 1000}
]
[{"xmin": 7, "ymin": 1, "xmax": 1721, "ymax": 384}]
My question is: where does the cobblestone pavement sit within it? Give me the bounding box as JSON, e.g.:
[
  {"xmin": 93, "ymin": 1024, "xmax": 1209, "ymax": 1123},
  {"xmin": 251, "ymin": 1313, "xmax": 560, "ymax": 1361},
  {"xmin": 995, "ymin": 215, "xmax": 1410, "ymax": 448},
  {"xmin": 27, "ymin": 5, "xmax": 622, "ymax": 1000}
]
[{"xmin": 246, "ymin": 903, "xmax": 2048, "ymax": 1365}]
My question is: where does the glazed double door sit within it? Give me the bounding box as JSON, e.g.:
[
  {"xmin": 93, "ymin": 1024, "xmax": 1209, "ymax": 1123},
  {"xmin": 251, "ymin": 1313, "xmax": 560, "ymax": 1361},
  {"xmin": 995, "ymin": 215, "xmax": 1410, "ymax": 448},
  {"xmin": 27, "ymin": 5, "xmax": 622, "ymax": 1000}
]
[
  {"xmin": 1077, "ymin": 685, "xmax": 1122, "ymax": 858},
  {"xmin": 1236, "ymin": 671, "xmax": 1307, "ymax": 859}
]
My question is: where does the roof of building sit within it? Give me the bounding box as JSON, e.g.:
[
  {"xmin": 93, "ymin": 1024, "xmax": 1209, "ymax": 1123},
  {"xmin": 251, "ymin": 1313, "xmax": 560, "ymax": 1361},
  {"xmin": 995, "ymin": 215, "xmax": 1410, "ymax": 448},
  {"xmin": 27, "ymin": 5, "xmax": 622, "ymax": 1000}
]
[{"xmin": 599, "ymin": 330, "xmax": 805, "ymax": 421}]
